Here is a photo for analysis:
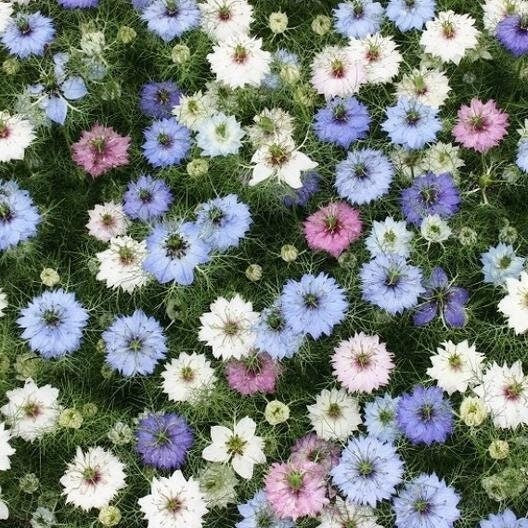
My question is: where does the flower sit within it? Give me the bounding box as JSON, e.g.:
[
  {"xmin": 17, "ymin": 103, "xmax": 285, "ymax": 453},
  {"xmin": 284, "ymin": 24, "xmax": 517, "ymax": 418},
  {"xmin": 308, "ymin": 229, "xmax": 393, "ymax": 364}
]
[
  {"xmin": 335, "ymin": 148, "xmax": 394, "ymax": 205},
  {"xmin": 140, "ymin": 81, "xmax": 181, "ymax": 118},
  {"xmin": 236, "ymin": 490, "xmax": 294, "ymax": 528},
  {"xmin": 303, "ymin": 202, "xmax": 362, "ymax": 258},
  {"xmin": 246, "ymin": 107, "xmax": 295, "ymax": 147},
  {"xmin": 40, "ymin": 268, "xmax": 60, "ymax": 287},
  {"xmin": 517, "ymin": 140, "xmax": 528, "ymax": 172},
  {"xmin": 196, "ymin": 113, "xmax": 245, "ymax": 156},
  {"xmin": 420, "ymin": 215, "xmax": 451, "ymax": 244},
  {"xmin": 265, "ymin": 401, "xmax": 290, "ymax": 425},
  {"xmin": 58, "ymin": 0, "xmax": 99, "ymax": 7},
  {"xmin": 226, "ymin": 352, "xmax": 280, "ymax": 395},
  {"xmin": 107, "ymin": 422, "xmax": 134, "ymax": 446},
  {"xmin": 331, "ymin": 435, "xmax": 404, "ymax": 507},
  {"xmin": 123, "ymin": 174, "xmax": 173, "ymax": 221},
  {"xmin": 202, "ymin": 416, "xmax": 265, "ymax": 479},
  {"xmin": 332, "ymin": 332, "xmax": 394, "ymax": 393},
  {"xmin": 459, "ymin": 396, "xmax": 488, "ymax": 426},
  {"xmin": 138, "ymin": 471, "xmax": 207, "ymax": 528},
  {"xmin": 396, "ymin": 385, "xmax": 454, "ymax": 445},
  {"xmin": 482, "ymin": 0, "xmax": 522, "ymax": 33},
  {"xmin": 488, "ymin": 439, "xmax": 510, "ymax": 460},
  {"xmin": 136, "ymin": 412, "xmax": 193, "ymax": 470},
  {"xmin": 364, "ymin": 394, "xmax": 401, "ymax": 443},
  {"xmin": 269, "ymin": 11, "xmax": 288, "ymax": 33},
  {"xmin": 333, "ymin": 1, "xmax": 384, "ymax": 38},
  {"xmin": 479, "ymin": 509, "xmax": 528, "ymax": 528},
  {"xmin": 198, "ymin": 294, "xmax": 258, "ymax": 360},
  {"xmin": 0, "ymin": 111, "xmax": 36, "ymax": 161},
  {"xmin": 0, "ymin": 423, "xmax": 15, "ymax": 471},
  {"xmin": 199, "ymin": 0, "xmax": 253, "ymax": 42},
  {"xmin": 498, "ymin": 272, "xmax": 528, "ymax": 334},
  {"xmin": 421, "ymin": 142, "xmax": 465, "ymax": 176},
  {"xmin": 1, "ymin": 12, "xmax": 55, "ymax": 58},
  {"xmin": 481, "ymin": 243, "xmax": 525, "ymax": 286},
  {"xmin": 386, "ymin": 0, "xmax": 435, "ymax": 31},
  {"xmin": 365, "ymin": 217, "xmax": 413, "ymax": 258},
  {"xmin": 393, "ymin": 473, "xmax": 460, "ymax": 528},
  {"xmin": 283, "ymin": 171, "xmax": 321, "ymax": 208},
  {"xmin": 290, "ymin": 433, "xmax": 340, "ymax": 475},
  {"xmin": 72, "ymin": 124, "xmax": 130, "ymax": 178},
  {"xmin": 98, "ymin": 506, "xmax": 122, "ymax": 527},
  {"xmin": 263, "ymin": 49, "xmax": 300, "ymax": 89},
  {"xmin": 396, "ymin": 68, "xmax": 451, "ymax": 109},
  {"xmin": 17, "ymin": 289, "xmax": 89, "ymax": 359},
  {"xmin": 102, "ymin": 310, "xmax": 167, "ymax": 376},
  {"xmin": 281, "ymin": 272, "xmax": 348, "ymax": 339},
  {"xmin": 453, "ymin": 99, "xmax": 509, "ymax": 153},
  {"xmin": 142, "ymin": 118, "xmax": 191, "ymax": 168},
  {"xmin": 497, "ymin": 15, "xmax": 528, "ymax": 56},
  {"xmin": 318, "ymin": 498, "xmax": 383, "ymax": 528},
  {"xmin": 86, "ymin": 202, "xmax": 129, "ymax": 242},
  {"xmin": 199, "ymin": 463, "xmax": 238, "ymax": 509},
  {"xmin": 308, "ymin": 387, "xmax": 361, "ymax": 441},
  {"xmin": 0, "ymin": 2, "xmax": 12, "ymax": 33},
  {"xmin": 173, "ymin": 91, "xmax": 217, "ymax": 130},
  {"xmin": 141, "ymin": 0, "xmax": 200, "ymax": 41}
]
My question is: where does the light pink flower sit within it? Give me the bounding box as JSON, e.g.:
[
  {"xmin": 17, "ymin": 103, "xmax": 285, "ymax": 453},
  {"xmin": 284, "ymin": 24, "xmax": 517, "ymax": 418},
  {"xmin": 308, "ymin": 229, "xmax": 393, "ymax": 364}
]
[
  {"xmin": 452, "ymin": 99, "xmax": 508, "ymax": 153},
  {"xmin": 331, "ymin": 332, "xmax": 394, "ymax": 393},
  {"xmin": 303, "ymin": 202, "xmax": 362, "ymax": 258},
  {"xmin": 225, "ymin": 352, "xmax": 280, "ymax": 395},
  {"xmin": 290, "ymin": 433, "xmax": 340, "ymax": 477}
]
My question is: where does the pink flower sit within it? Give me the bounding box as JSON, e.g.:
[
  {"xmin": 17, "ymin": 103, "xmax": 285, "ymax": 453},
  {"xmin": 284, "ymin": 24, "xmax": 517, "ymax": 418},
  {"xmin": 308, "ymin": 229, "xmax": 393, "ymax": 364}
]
[
  {"xmin": 265, "ymin": 460, "xmax": 328, "ymax": 520},
  {"xmin": 225, "ymin": 352, "xmax": 280, "ymax": 396},
  {"xmin": 72, "ymin": 124, "xmax": 130, "ymax": 178},
  {"xmin": 331, "ymin": 332, "xmax": 394, "ymax": 393},
  {"xmin": 290, "ymin": 433, "xmax": 340, "ymax": 477},
  {"xmin": 452, "ymin": 99, "xmax": 509, "ymax": 153},
  {"xmin": 303, "ymin": 202, "xmax": 362, "ymax": 258}
]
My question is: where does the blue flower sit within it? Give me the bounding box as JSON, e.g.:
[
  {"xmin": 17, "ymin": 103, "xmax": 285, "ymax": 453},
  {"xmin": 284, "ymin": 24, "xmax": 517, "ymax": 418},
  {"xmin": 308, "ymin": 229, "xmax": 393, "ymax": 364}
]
[
  {"xmin": 236, "ymin": 491, "xmax": 294, "ymax": 528},
  {"xmin": 103, "ymin": 310, "xmax": 167, "ymax": 376},
  {"xmin": 0, "ymin": 180, "xmax": 40, "ymax": 251},
  {"xmin": 396, "ymin": 385, "xmax": 453, "ymax": 445},
  {"xmin": 136, "ymin": 412, "xmax": 193, "ymax": 470},
  {"xmin": 58, "ymin": 0, "xmax": 99, "ymax": 7},
  {"xmin": 382, "ymin": 97, "xmax": 441, "ymax": 150},
  {"xmin": 335, "ymin": 148, "xmax": 394, "ymax": 205},
  {"xmin": 194, "ymin": 194, "xmax": 252, "ymax": 251},
  {"xmin": 17, "ymin": 289, "xmax": 89, "ymax": 359},
  {"xmin": 497, "ymin": 15, "xmax": 528, "ymax": 57},
  {"xmin": 516, "ymin": 140, "xmax": 528, "ymax": 173},
  {"xmin": 481, "ymin": 243, "xmax": 525, "ymax": 287},
  {"xmin": 123, "ymin": 174, "xmax": 173, "ymax": 221},
  {"xmin": 364, "ymin": 394, "xmax": 401, "ymax": 443},
  {"xmin": 393, "ymin": 473, "xmax": 460, "ymax": 528},
  {"xmin": 132, "ymin": 0, "xmax": 151, "ymax": 10},
  {"xmin": 386, "ymin": 0, "xmax": 435, "ymax": 31},
  {"xmin": 262, "ymin": 49, "xmax": 300, "ymax": 90},
  {"xmin": 281, "ymin": 272, "xmax": 348, "ymax": 340},
  {"xmin": 142, "ymin": 118, "xmax": 191, "ymax": 168},
  {"xmin": 480, "ymin": 509, "xmax": 528, "ymax": 528},
  {"xmin": 139, "ymin": 81, "xmax": 181, "ymax": 119},
  {"xmin": 143, "ymin": 221, "xmax": 210, "ymax": 285},
  {"xmin": 331, "ymin": 435, "xmax": 404, "ymax": 507},
  {"xmin": 313, "ymin": 97, "xmax": 370, "ymax": 149},
  {"xmin": 1, "ymin": 12, "xmax": 55, "ymax": 58},
  {"xmin": 360, "ymin": 254, "xmax": 424, "ymax": 314},
  {"xmin": 141, "ymin": 0, "xmax": 200, "ymax": 42},
  {"xmin": 283, "ymin": 171, "xmax": 320, "ymax": 208},
  {"xmin": 333, "ymin": 0, "xmax": 384, "ymax": 38}
]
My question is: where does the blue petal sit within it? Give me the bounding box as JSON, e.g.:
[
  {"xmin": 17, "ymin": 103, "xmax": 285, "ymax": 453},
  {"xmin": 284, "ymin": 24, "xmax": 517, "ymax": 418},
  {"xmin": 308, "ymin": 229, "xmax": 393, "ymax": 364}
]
[
  {"xmin": 45, "ymin": 96, "xmax": 68, "ymax": 124},
  {"xmin": 61, "ymin": 77, "xmax": 87, "ymax": 100}
]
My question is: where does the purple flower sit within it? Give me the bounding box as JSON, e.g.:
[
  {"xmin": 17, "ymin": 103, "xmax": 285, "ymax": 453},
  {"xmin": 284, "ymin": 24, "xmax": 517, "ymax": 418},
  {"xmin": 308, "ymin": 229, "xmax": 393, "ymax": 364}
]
[
  {"xmin": 414, "ymin": 267, "xmax": 469, "ymax": 328},
  {"xmin": 401, "ymin": 173, "xmax": 460, "ymax": 226},
  {"xmin": 142, "ymin": 118, "xmax": 191, "ymax": 168},
  {"xmin": 123, "ymin": 174, "xmax": 173, "ymax": 221},
  {"xmin": 497, "ymin": 15, "xmax": 528, "ymax": 57},
  {"xmin": 1, "ymin": 12, "xmax": 55, "ymax": 59},
  {"xmin": 283, "ymin": 172, "xmax": 320, "ymax": 207},
  {"xmin": 396, "ymin": 385, "xmax": 453, "ymax": 445},
  {"xmin": 58, "ymin": 0, "xmax": 99, "ymax": 7},
  {"xmin": 139, "ymin": 81, "xmax": 181, "ymax": 119}
]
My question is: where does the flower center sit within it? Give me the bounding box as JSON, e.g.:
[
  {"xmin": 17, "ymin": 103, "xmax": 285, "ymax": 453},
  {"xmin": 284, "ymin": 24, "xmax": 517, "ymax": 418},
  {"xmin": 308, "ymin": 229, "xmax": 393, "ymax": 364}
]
[
  {"xmin": 442, "ymin": 20, "xmax": 455, "ymax": 39},
  {"xmin": 327, "ymin": 402, "xmax": 342, "ymax": 418},
  {"xmin": 157, "ymin": 132, "xmax": 173, "ymax": 147},
  {"xmin": 223, "ymin": 319, "xmax": 240, "ymax": 336},
  {"xmin": 180, "ymin": 366, "xmax": 195, "ymax": 382},
  {"xmin": 355, "ymin": 351, "xmax": 371, "ymax": 368},
  {"xmin": 128, "ymin": 338, "xmax": 143, "ymax": 352},
  {"xmin": 268, "ymin": 144, "xmax": 289, "ymax": 166},
  {"xmin": 42, "ymin": 309, "xmax": 61, "ymax": 327},
  {"xmin": 406, "ymin": 110, "xmax": 421, "ymax": 126},
  {"xmin": 118, "ymin": 245, "xmax": 135, "ymax": 265},
  {"xmin": 303, "ymin": 293, "xmax": 319, "ymax": 309},
  {"xmin": 208, "ymin": 206, "xmax": 225, "ymax": 224},
  {"xmin": 286, "ymin": 470, "xmax": 304, "ymax": 490},
  {"xmin": 333, "ymin": 104, "xmax": 348, "ymax": 122},
  {"xmin": 0, "ymin": 202, "xmax": 12, "ymax": 222},
  {"xmin": 504, "ymin": 381, "xmax": 523, "ymax": 400},
  {"xmin": 227, "ymin": 434, "xmax": 247, "ymax": 455},
  {"xmin": 156, "ymin": 89, "xmax": 170, "ymax": 104},
  {"xmin": 413, "ymin": 75, "xmax": 427, "ymax": 96},
  {"xmin": 218, "ymin": 5, "xmax": 231, "ymax": 21},
  {"xmin": 0, "ymin": 123, "xmax": 10, "ymax": 139},
  {"xmin": 82, "ymin": 467, "xmax": 101, "ymax": 486},
  {"xmin": 385, "ymin": 268, "xmax": 401, "ymax": 287},
  {"xmin": 330, "ymin": 59, "xmax": 345, "ymax": 78},
  {"xmin": 233, "ymin": 45, "xmax": 248, "ymax": 63},
  {"xmin": 17, "ymin": 17, "xmax": 32, "ymax": 35},
  {"xmin": 414, "ymin": 498, "xmax": 430, "ymax": 514},
  {"xmin": 256, "ymin": 512, "xmax": 273, "ymax": 528},
  {"xmin": 366, "ymin": 44, "xmax": 380, "ymax": 62},
  {"xmin": 165, "ymin": 0, "xmax": 179, "ymax": 17},
  {"xmin": 165, "ymin": 233, "xmax": 188, "ymax": 258},
  {"xmin": 352, "ymin": 0, "xmax": 364, "ymax": 17},
  {"xmin": 101, "ymin": 213, "xmax": 115, "ymax": 226},
  {"xmin": 267, "ymin": 309, "xmax": 285, "ymax": 331},
  {"xmin": 155, "ymin": 428, "xmax": 171, "ymax": 446},
  {"xmin": 499, "ymin": 255, "xmax": 512, "ymax": 269},
  {"xmin": 138, "ymin": 189, "xmax": 153, "ymax": 203},
  {"xmin": 447, "ymin": 353, "xmax": 462, "ymax": 370},
  {"xmin": 405, "ymin": 0, "xmax": 415, "ymax": 6},
  {"xmin": 469, "ymin": 114, "xmax": 487, "ymax": 131},
  {"xmin": 419, "ymin": 404, "xmax": 435, "ymax": 421},
  {"xmin": 357, "ymin": 459, "xmax": 374, "ymax": 476},
  {"xmin": 166, "ymin": 497, "xmax": 182, "ymax": 513},
  {"xmin": 90, "ymin": 136, "xmax": 107, "ymax": 153},
  {"xmin": 23, "ymin": 402, "xmax": 41, "ymax": 418},
  {"xmin": 420, "ymin": 186, "xmax": 438, "ymax": 205},
  {"xmin": 378, "ymin": 408, "xmax": 393, "ymax": 424},
  {"xmin": 324, "ymin": 214, "xmax": 341, "ymax": 233},
  {"xmin": 354, "ymin": 163, "xmax": 368, "ymax": 179}
]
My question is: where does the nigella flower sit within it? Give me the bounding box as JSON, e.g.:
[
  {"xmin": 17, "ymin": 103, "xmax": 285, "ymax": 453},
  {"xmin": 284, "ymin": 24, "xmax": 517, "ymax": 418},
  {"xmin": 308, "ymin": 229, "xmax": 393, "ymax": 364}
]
[
  {"xmin": 333, "ymin": 0, "xmax": 384, "ymax": 39},
  {"xmin": 139, "ymin": 81, "xmax": 181, "ymax": 119},
  {"xmin": 396, "ymin": 385, "xmax": 454, "ymax": 445},
  {"xmin": 142, "ymin": 118, "xmax": 191, "ymax": 168},
  {"xmin": 516, "ymin": 140, "xmax": 528, "ymax": 172},
  {"xmin": 236, "ymin": 490, "xmax": 294, "ymax": 528},
  {"xmin": 392, "ymin": 473, "xmax": 460, "ymax": 528},
  {"xmin": 194, "ymin": 194, "xmax": 251, "ymax": 251},
  {"xmin": 281, "ymin": 272, "xmax": 348, "ymax": 339},
  {"xmin": 386, "ymin": 0, "xmax": 436, "ymax": 31},
  {"xmin": 331, "ymin": 435, "xmax": 404, "ymax": 507},
  {"xmin": 313, "ymin": 97, "xmax": 370, "ymax": 149},
  {"xmin": 1, "ymin": 12, "xmax": 55, "ymax": 59},
  {"xmin": 480, "ymin": 509, "xmax": 528, "ymax": 528},
  {"xmin": 262, "ymin": 49, "xmax": 300, "ymax": 90},
  {"xmin": 103, "ymin": 310, "xmax": 167, "ymax": 376},
  {"xmin": 382, "ymin": 97, "xmax": 441, "ymax": 150},
  {"xmin": 143, "ymin": 221, "xmax": 210, "ymax": 284},
  {"xmin": 141, "ymin": 0, "xmax": 201, "ymax": 42},
  {"xmin": 58, "ymin": 0, "xmax": 99, "ymax": 7},
  {"xmin": 123, "ymin": 174, "xmax": 173, "ymax": 221},
  {"xmin": 17, "ymin": 289, "xmax": 89, "ymax": 359},
  {"xmin": 283, "ymin": 171, "xmax": 320, "ymax": 208},
  {"xmin": 335, "ymin": 148, "xmax": 394, "ymax": 205},
  {"xmin": 497, "ymin": 15, "xmax": 528, "ymax": 56},
  {"xmin": 364, "ymin": 394, "xmax": 401, "ymax": 443},
  {"xmin": 226, "ymin": 352, "xmax": 280, "ymax": 396},
  {"xmin": 481, "ymin": 243, "xmax": 525, "ymax": 287},
  {"xmin": 360, "ymin": 254, "xmax": 424, "ymax": 314},
  {"xmin": 413, "ymin": 267, "xmax": 469, "ymax": 328},
  {"xmin": 401, "ymin": 172, "xmax": 460, "ymax": 226},
  {"xmin": 136, "ymin": 412, "xmax": 193, "ymax": 470}
]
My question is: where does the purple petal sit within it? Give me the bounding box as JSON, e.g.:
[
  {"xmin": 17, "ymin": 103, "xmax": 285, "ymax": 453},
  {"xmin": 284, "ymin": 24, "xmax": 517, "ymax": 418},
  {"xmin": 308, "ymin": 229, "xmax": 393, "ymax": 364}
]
[
  {"xmin": 427, "ymin": 267, "xmax": 448, "ymax": 288},
  {"xmin": 413, "ymin": 301, "xmax": 438, "ymax": 326},
  {"xmin": 444, "ymin": 301, "xmax": 467, "ymax": 328}
]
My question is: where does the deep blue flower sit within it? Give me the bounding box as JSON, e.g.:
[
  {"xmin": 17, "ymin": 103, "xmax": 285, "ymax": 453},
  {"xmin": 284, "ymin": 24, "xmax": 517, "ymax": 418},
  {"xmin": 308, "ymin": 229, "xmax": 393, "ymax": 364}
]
[
  {"xmin": 58, "ymin": 0, "xmax": 99, "ymax": 7},
  {"xmin": 1, "ymin": 12, "xmax": 55, "ymax": 59},
  {"xmin": 401, "ymin": 172, "xmax": 461, "ymax": 226},
  {"xmin": 136, "ymin": 412, "xmax": 193, "ymax": 470},
  {"xmin": 0, "ymin": 180, "xmax": 40, "ymax": 251},
  {"xmin": 480, "ymin": 509, "xmax": 528, "ymax": 528},
  {"xmin": 382, "ymin": 97, "xmax": 441, "ymax": 150},
  {"xmin": 132, "ymin": 0, "xmax": 151, "ymax": 10},
  {"xmin": 413, "ymin": 267, "xmax": 469, "ymax": 328},
  {"xmin": 103, "ymin": 310, "xmax": 167, "ymax": 376},
  {"xmin": 386, "ymin": 0, "xmax": 435, "ymax": 31},
  {"xmin": 396, "ymin": 385, "xmax": 453, "ymax": 445},
  {"xmin": 335, "ymin": 148, "xmax": 394, "ymax": 205},
  {"xmin": 331, "ymin": 435, "xmax": 404, "ymax": 507},
  {"xmin": 516, "ymin": 139, "xmax": 528, "ymax": 172},
  {"xmin": 194, "ymin": 194, "xmax": 252, "ymax": 251},
  {"xmin": 142, "ymin": 118, "xmax": 191, "ymax": 168},
  {"xmin": 141, "ymin": 0, "xmax": 201, "ymax": 42},
  {"xmin": 236, "ymin": 490, "xmax": 294, "ymax": 528},
  {"xmin": 497, "ymin": 15, "xmax": 528, "ymax": 56},
  {"xmin": 393, "ymin": 473, "xmax": 460, "ymax": 528},
  {"xmin": 281, "ymin": 272, "xmax": 348, "ymax": 340},
  {"xmin": 123, "ymin": 174, "xmax": 173, "ymax": 221},
  {"xmin": 262, "ymin": 49, "xmax": 300, "ymax": 90},
  {"xmin": 333, "ymin": 0, "xmax": 384, "ymax": 39},
  {"xmin": 360, "ymin": 254, "xmax": 424, "ymax": 314},
  {"xmin": 283, "ymin": 171, "xmax": 320, "ymax": 208},
  {"xmin": 143, "ymin": 221, "xmax": 210, "ymax": 285},
  {"xmin": 481, "ymin": 243, "xmax": 525, "ymax": 287},
  {"xmin": 17, "ymin": 289, "xmax": 89, "ymax": 359},
  {"xmin": 364, "ymin": 394, "xmax": 401, "ymax": 443},
  {"xmin": 139, "ymin": 81, "xmax": 181, "ymax": 119},
  {"xmin": 313, "ymin": 97, "xmax": 370, "ymax": 149}
]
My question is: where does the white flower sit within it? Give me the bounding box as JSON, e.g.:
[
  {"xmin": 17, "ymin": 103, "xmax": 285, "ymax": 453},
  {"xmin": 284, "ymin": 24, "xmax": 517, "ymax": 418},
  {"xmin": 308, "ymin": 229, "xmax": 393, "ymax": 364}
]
[
  {"xmin": 0, "ymin": 111, "xmax": 36, "ymax": 163},
  {"xmin": 138, "ymin": 471, "xmax": 207, "ymax": 528},
  {"xmin": 96, "ymin": 236, "xmax": 149, "ymax": 293},
  {"xmin": 202, "ymin": 416, "xmax": 265, "ymax": 479},
  {"xmin": 318, "ymin": 497, "xmax": 383, "ymax": 528},
  {"xmin": 0, "ymin": 288, "xmax": 7, "ymax": 318},
  {"xmin": 0, "ymin": 423, "xmax": 15, "ymax": 471},
  {"xmin": 459, "ymin": 396, "xmax": 488, "ymax": 426},
  {"xmin": 60, "ymin": 446, "xmax": 126, "ymax": 511},
  {"xmin": 161, "ymin": 352, "xmax": 217, "ymax": 403},
  {"xmin": 396, "ymin": 68, "xmax": 451, "ymax": 108},
  {"xmin": 482, "ymin": 0, "xmax": 522, "ymax": 33},
  {"xmin": 198, "ymin": 294, "xmax": 258, "ymax": 360},
  {"xmin": 173, "ymin": 91, "xmax": 218, "ymax": 131},
  {"xmin": 250, "ymin": 137, "xmax": 318, "ymax": 188},
  {"xmin": 420, "ymin": 11, "xmax": 480, "ymax": 65},
  {"xmin": 196, "ymin": 113, "xmax": 245, "ymax": 157},
  {"xmin": 264, "ymin": 401, "xmax": 290, "ymax": 425},
  {"xmin": 246, "ymin": 108, "xmax": 295, "ymax": 147},
  {"xmin": 498, "ymin": 272, "xmax": 528, "ymax": 334},
  {"xmin": 86, "ymin": 202, "xmax": 129, "ymax": 242},
  {"xmin": 0, "ymin": 487, "xmax": 7, "ymax": 521},
  {"xmin": 391, "ymin": 146, "xmax": 424, "ymax": 179},
  {"xmin": 419, "ymin": 142, "xmax": 465, "ymax": 175},
  {"xmin": 80, "ymin": 30, "xmax": 106, "ymax": 56},
  {"xmin": 1, "ymin": 378, "xmax": 61, "ymax": 442},
  {"xmin": 307, "ymin": 388, "xmax": 362, "ymax": 441},
  {"xmin": 427, "ymin": 340, "xmax": 484, "ymax": 395},
  {"xmin": 199, "ymin": 0, "xmax": 253, "ymax": 41},
  {"xmin": 473, "ymin": 361, "xmax": 528, "ymax": 429},
  {"xmin": 365, "ymin": 217, "xmax": 413, "ymax": 258},
  {"xmin": 420, "ymin": 215, "xmax": 452, "ymax": 244},
  {"xmin": 207, "ymin": 34, "xmax": 271, "ymax": 89},
  {"xmin": 0, "ymin": 3, "xmax": 13, "ymax": 34}
]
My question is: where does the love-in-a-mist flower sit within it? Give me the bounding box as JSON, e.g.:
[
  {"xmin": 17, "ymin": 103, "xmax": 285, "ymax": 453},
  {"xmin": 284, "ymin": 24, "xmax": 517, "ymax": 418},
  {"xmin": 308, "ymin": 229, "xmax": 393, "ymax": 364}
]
[
  {"xmin": 0, "ymin": 2, "xmax": 12, "ymax": 33},
  {"xmin": 123, "ymin": 174, "xmax": 173, "ymax": 221},
  {"xmin": 262, "ymin": 49, "xmax": 300, "ymax": 90},
  {"xmin": 420, "ymin": 142, "xmax": 465, "ymax": 176},
  {"xmin": 333, "ymin": 0, "xmax": 384, "ymax": 38},
  {"xmin": 226, "ymin": 351, "xmax": 280, "ymax": 395},
  {"xmin": 479, "ymin": 509, "xmax": 528, "ymax": 528},
  {"xmin": 481, "ymin": 243, "xmax": 525, "ymax": 286},
  {"xmin": 364, "ymin": 394, "xmax": 401, "ymax": 443},
  {"xmin": 141, "ymin": 0, "xmax": 200, "ymax": 42},
  {"xmin": 142, "ymin": 118, "xmax": 191, "ymax": 168},
  {"xmin": 0, "ymin": 111, "xmax": 35, "ymax": 162},
  {"xmin": 497, "ymin": 14, "xmax": 528, "ymax": 56},
  {"xmin": 319, "ymin": 497, "xmax": 383, "ymax": 528},
  {"xmin": 365, "ymin": 217, "xmax": 413, "ymax": 258},
  {"xmin": 1, "ymin": 12, "xmax": 55, "ymax": 58},
  {"xmin": 140, "ymin": 81, "xmax": 181, "ymax": 118},
  {"xmin": 290, "ymin": 433, "xmax": 340, "ymax": 476},
  {"xmin": 420, "ymin": 215, "xmax": 451, "ymax": 244},
  {"xmin": 246, "ymin": 107, "xmax": 295, "ymax": 147},
  {"xmin": 199, "ymin": 462, "xmax": 238, "ymax": 509},
  {"xmin": 283, "ymin": 172, "xmax": 321, "ymax": 208},
  {"xmin": 236, "ymin": 490, "xmax": 293, "ymax": 528},
  {"xmin": 86, "ymin": 202, "xmax": 129, "ymax": 242},
  {"xmin": 396, "ymin": 68, "xmax": 451, "ymax": 109},
  {"xmin": 196, "ymin": 113, "xmax": 245, "ymax": 156},
  {"xmin": 386, "ymin": 0, "xmax": 435, "ymax": 31},
  {"xmin": 0, "ymin": 423, "xmax": 14, "ymax": 471},
  {"xmin": 58, "ymin": 0, "xmax": 100, "ymax": 8},
  {"xmin": 498, "ymin": 272, "xmax": 528, "ymax": 334},
  {"xmin": 199, "ymin": 0, "xmax": 253, "ymax": 42},
  {"xmin": 172, "ymin": 91, "xmax": 217, "ymax": 131},
  {"xmin": 517, "ymin": 140, "xmax": 528, "ymax": 172}
]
